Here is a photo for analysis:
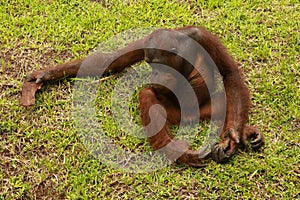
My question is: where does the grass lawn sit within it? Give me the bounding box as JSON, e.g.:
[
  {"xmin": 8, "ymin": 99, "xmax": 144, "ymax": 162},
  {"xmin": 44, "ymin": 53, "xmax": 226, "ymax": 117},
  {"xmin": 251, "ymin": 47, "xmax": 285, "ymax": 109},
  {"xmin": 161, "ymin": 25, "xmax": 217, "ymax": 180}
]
[{"xmin": 1, "ymin": 0, "xmax": 299, "ymax": 199}]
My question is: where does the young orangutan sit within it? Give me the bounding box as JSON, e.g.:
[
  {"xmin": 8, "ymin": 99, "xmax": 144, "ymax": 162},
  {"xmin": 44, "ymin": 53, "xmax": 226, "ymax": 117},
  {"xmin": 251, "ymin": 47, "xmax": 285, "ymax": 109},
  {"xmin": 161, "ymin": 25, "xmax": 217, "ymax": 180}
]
[{"xmin": 20, "ymin": 26, "xmax": 264, "ymax": 167}]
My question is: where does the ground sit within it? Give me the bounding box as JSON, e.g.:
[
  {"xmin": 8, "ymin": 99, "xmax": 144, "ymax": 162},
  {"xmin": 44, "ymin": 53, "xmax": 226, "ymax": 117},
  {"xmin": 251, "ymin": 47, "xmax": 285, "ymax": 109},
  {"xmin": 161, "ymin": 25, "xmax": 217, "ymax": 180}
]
[{"xmin": 0, "ymin": 0, "xmax": 299, "ymax": 199}]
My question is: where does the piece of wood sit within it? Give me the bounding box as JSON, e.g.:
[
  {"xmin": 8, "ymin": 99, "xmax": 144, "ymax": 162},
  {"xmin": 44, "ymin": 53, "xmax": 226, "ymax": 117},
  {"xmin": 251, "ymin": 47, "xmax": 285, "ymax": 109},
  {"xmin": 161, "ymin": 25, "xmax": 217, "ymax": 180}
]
[{"xmin": 20, "ymin": 82, "xmax": 43, "ymax": 107}]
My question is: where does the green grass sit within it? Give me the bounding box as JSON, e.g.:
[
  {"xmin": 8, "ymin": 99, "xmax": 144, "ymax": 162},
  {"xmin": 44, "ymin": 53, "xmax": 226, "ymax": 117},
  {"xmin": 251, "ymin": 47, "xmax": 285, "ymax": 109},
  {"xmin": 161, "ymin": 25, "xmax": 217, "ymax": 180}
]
[{"xmin": 1, "ymin": 0, "xmax": 299, "ymax": 199}]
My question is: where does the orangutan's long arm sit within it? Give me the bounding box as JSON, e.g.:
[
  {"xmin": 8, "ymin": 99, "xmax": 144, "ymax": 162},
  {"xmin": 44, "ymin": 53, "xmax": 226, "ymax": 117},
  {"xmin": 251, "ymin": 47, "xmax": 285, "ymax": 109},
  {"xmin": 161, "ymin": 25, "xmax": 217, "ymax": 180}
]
[
  {"xmin": 21, "ymin": 38, "xmax": 146, "ymax": 106},
  {"xmin": 25, "ymin": 38, "xmax": 146, "ymax": 83}
]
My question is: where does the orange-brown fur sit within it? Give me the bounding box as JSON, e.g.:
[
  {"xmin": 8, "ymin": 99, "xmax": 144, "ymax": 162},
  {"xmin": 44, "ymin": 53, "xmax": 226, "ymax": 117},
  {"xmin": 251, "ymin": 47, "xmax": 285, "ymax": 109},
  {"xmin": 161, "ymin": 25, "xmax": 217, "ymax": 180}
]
[{"xmin": 21, "ymin": 26, "xmax": 264, "ymax": 166}]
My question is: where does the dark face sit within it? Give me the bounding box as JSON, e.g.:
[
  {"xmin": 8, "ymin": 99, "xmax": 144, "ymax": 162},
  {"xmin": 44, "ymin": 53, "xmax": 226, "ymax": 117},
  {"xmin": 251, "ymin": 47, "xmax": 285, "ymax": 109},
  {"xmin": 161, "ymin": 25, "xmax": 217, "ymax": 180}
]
[
  {"xmin": 144, "ymin": 29, "xmax": 184, "ymax": 71},
  {"xmin": 144, "ymin": 29, "xmax": 189, "ymax": 92}
]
